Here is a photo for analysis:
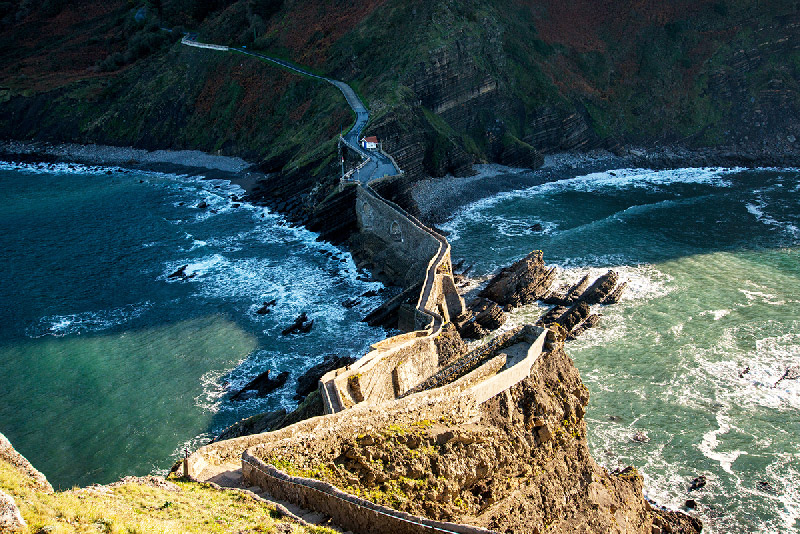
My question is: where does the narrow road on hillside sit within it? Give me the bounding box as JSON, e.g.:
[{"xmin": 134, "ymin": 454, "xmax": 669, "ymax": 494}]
[{"xmin": 182, "ymin": 37, "xmax": 401, "ymax": 182}]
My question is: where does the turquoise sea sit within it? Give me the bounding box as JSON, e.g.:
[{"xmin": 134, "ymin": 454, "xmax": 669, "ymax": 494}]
[
  {"xmin": 1, "ymin": 161, "xmax": 798, "ymax": 533},
  {"xmin": 443, "ymin": 166, "xmax": 800, "ymax": 534},
  {"xmin": 0, "ymin": 161, "xmax": 385, "ymax": 489}
]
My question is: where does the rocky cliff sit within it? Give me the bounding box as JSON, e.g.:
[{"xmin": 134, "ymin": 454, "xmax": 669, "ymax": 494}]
[
  {"xmin": 255, "ymin": 340, "xmax": 701, "ymax": 533},
  {"xmin": 3, "ymin": 0, "xmax": 799, "ymax": 218}
]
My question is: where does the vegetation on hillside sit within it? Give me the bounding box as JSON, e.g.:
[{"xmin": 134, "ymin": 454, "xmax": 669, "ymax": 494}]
[
  {"xmin": 1, "ymin": 0, "xmax": 798, "ymax": 180},
  {"xmin": 0, "ymin": 455, "xmax": 335, "ymax": 533}
]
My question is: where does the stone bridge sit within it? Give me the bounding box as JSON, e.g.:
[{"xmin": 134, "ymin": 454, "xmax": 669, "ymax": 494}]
[{"xmin": 178, "ymin": 34, "xmax": 550, "ymax": 533}]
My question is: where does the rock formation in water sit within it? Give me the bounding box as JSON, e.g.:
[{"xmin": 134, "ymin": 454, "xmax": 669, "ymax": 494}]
[
  {"xmin": 456, "ymin": 251, "xmax": 627, "ymax": 341},
  {"xmin": 230, "ymin": 369, "xmax": 290, "ymax": 400}
]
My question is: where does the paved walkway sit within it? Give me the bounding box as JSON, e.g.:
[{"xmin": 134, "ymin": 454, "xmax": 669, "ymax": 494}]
[
  {"xmin": 197, "ymin": 462, "xmax": 343, "ymax": 530},
  {"xmin": 183, "ymin": 36, "xmax": 402, "ymax": 181}
]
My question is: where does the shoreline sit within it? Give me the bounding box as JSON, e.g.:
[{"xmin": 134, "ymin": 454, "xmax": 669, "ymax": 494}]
[
  {"xmin": 412, "ymin": 145, "xmax": 800, "ymax": 224},
  {"xmin": 4, "ymin": 140, "xmax": 800, "ymax": 226},
  {"xmin": 0, "ymin": 140, "xmax": 269, "ymax": 195}
]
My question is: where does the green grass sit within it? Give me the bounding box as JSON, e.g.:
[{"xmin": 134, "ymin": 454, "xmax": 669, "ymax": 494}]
[{"xmin": 0, "ymin": 458, "xmax": 336, "ymax": 533}]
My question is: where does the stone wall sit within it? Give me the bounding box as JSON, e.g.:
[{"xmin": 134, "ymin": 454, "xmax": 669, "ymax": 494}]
[
  {"xmin": 331, "ymin": 333, "xmax": 439, "ymax": 409},
  {"xmin": 180, "ymin": 37, "xmax": 229, "ymax": 51},
  {"xmin": 242, "ymin": 451, "xmax": 496, "ymax": 534},
  {"xmin": 356, "ymin": 186, "xmax": 442, "ymax": 287}
]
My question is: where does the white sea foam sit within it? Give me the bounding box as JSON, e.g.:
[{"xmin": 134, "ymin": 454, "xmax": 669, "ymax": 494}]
[
  {"xmin": 699, "ymin": 309, "xmax": 731, "ymax": 321},
  {"xmin": 0, "ymin": 159, "xmax": 189, "ymax": 181},
  {"xmin": 745, "ymin": 195, "xmax": 800, "ymax": 240},
  {"xmin": 698, "ymin": 412, "xmax": 746, "ymax": 474},
  {"xmin": 27, "ymin": 302, "xmax": 152, "ymax": 338}
]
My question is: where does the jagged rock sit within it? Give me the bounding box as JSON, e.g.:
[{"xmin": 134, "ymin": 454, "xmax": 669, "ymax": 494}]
[
  {"xmin": 568, "ymin": 314, "xmax": 601, "ymax": 339},
  {"xmin": 282, "ymin": 313, "xmax": 314, "ymax": 336},
  {"xmin": 168, "ymin": 265, "xmax": 188, "ymax": 279},
  {"xmin": 255, "ymin": 299, "xmax": 277, "ymax": 315},
  {"xmin": 474, "ymin": 301, "xmax": 507, "ymax": 331},
  {"xmin": 556, "ymin": 302, "xmax": 591, "ymax": 332},
  {"xmin": 231, "ymin": 369, "xmax": 290, "ymax": 400},
  {"xmin": 0, "ymin": 490, "xmax": 25, "ymax": 532},
  {"xmin": 537, "ymin": 305, "xmax": 567, "ymax": 328},
  {"xmin": 564, "ymin": 275, "xmax": 591, "ymax": 304},
  {"xmin": 530, "ymin": 223, "xmax": 543, "ymax": 232},
  {"xmin": 739, "ymin": 366, "xmax": 751, "ymax": 378},
  {"xmin": 580, "ymin": 270, "xmax": 619, "ymax": 304},
  {"xmin": 479, "ymin": 250, "xmax": 556, "ymax": 308},
  {"xmin": 458, "ymin": 320, "xmax": 488, "ymax": 340},
  {"xmin": 542, "ymin": 287, "xmax": 569, "ymax": 305},
  {"xmin": 689, "ymin": 475, "xmax": 707, "ymax": 491},
  {"xmin": 632, "ymin": 430, "xmax": 650, "ymax": 443},
  {"xmin": 342, "ymin": 298, "xmax": 361, "ymax": 309},
  {"xmin": 774, "ymin": 365, "xmax": 800, "ymax": 387},
  {"xmin": 214, "ymin": 410, "xmax": 288, "ymax": 441},
  {"xmin": 685, "ymin": 499, "xmax": 697, "ymax": 509},
  {"xmin": 602, "ymin": 281, "xmax": 627, "ymax": 304},
  {"xmin": 295, "ymin": 354, "xmax": 356, "ymax": 400},
  {"xmin": 196, "ymin": 200, "xmax": 208, "ymax": 209}
]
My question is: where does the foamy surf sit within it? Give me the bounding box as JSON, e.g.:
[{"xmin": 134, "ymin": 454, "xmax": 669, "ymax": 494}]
[
  {"xmin": 445, "ymin": 167, "xmax": 800, "ymax": 532},
  {"xmin": 27, "ymin": 302, "xmax": 153, "ymax": 338}
]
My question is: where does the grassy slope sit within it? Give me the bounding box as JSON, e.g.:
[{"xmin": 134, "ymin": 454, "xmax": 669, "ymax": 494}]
[{"xmin": 0, "ymin": 457, "xmax": 334, "ymax": 534}]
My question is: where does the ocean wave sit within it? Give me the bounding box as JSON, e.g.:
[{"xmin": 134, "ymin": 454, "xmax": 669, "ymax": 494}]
[
  {"xmin": 0, "ymin": 159, "xmax": 189, "ymax": 181},
  {"xmin": 745, "ymin": 196, "xmax": 800, "ymax": 241},
  {"xmin": 27, "ymin": 302, "xmax": 153, "ymax": 338}
]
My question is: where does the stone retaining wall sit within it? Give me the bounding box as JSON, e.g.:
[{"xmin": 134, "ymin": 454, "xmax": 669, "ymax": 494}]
[
  {"xmin": 242, "ymin": 451, "xmax": 496, "ymax": 534},
  {"xmin": 180, "ymin": 37, "xmax": 229, "ymax": 51},
  {"xmin": 356, "ymin": 186, "xmax": 442, "ymax": 286}
]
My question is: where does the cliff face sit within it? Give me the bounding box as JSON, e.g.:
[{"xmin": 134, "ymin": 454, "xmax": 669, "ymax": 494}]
[
  {"xmin": 255, "ymin": 343, "xmax": 701, "ymax": 533},
  {"xmin": 2, "ymin": 0, "xmax": 799, "ymax": 214}
]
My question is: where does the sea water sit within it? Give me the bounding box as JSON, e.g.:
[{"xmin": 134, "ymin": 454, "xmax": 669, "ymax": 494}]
[
  {"xmin": 0, "ymin": 161, "xmax": 385, "ymax": 488},
  {"xmin": 442, "ymin": 167, "xmax": 800, "ymax": 533}
]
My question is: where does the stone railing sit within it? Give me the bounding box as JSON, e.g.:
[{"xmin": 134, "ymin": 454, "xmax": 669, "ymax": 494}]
[{"xmin": 378, "ymin": 146, "xmax": 405, "ymax": 174}]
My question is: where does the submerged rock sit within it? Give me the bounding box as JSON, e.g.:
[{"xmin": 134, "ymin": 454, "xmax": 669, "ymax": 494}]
[
  {"xmin": 255, "ymin": 299, "xmax": 277, "ymax": 315},
  {"xmin": 231, "ymin": 369, "xmax": 290, "ymax": 400},
  {"xmin": 342, "ymin": 298, "xmax": 360, "ymax": 309},
  {"xmin": 689, "ymin": 475, "xmax": 707, "ymax": 491},
  {"xmin": 167, "ymin": 265, "xmax": 196, "ymax": 281},
  {"xmin": 281, "ymin": 313, "xmax": 314, "ymax": 336}
]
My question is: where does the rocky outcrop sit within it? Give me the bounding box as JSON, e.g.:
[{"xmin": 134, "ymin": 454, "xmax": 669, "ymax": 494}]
[
  {"xmin": 253, "ymin": 342, "xmax": 701, "ymax": 533},
  {"xmin": 216, "ymin": 390, "xmax": 325, "ymax": 441},
  {"xmin": 0, "ymin": 432, "xmax": 52, "ymax": 493},
  {"xmin": 281, "ymin": 313, "xmax": 314, "ymax": 336},
  {"xmin": 434, "ymin": 323, "xmax": 468, "ymax": 367},
  {"xmin": 294, "ymin": 354, "xmax": 357, "ymax": 400},
  {"xmin": 456, "ymin": 298, "xmax": 509, "ymax": 339},
  {"xmin": 0, "ymin": 490, "xmax": 25, "ymax": 532},
  {"xmin": 231, "ymin": 369, "xmax": 290, "ymax": 400},
  {"xmin": 479, "ymin": 250, "xmax": 556, "ymax": 308}
]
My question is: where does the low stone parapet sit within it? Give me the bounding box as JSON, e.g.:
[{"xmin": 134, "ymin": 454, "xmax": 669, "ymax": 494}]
[{"xmin": 242, "ymin": 451, "xmax": 497, "ymax": 534}]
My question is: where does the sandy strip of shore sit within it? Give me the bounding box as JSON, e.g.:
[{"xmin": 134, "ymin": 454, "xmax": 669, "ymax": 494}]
[
  {"xmin": 412, "ymin": 151, "xmax": 627, "ymax": 224},
  {"xmin": 0, "ymin": 141, "xmax": 268, "ymax": 194}
]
